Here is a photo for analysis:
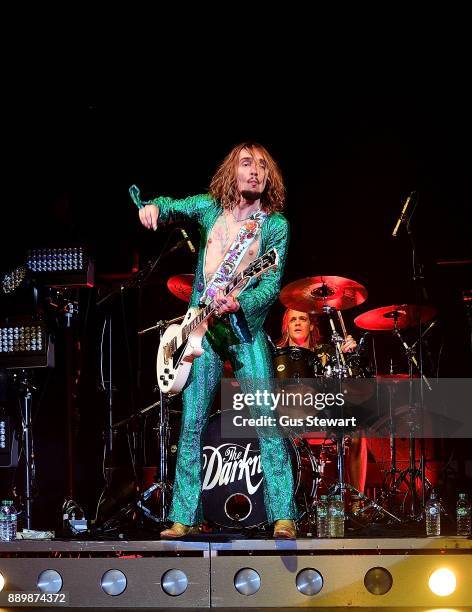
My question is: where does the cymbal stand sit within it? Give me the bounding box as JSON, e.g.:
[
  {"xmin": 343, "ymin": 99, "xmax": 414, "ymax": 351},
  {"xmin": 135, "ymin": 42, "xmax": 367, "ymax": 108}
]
[
  {"xmin": 322, "ymin": 306, "xmax": 352, "ymax": 377},
  {"xmin": 136, "ymin": 315, "xmax": 184, "ymax": 523},
  {"xmin": 376, "ymin": 376, "xmax": 408, "ymax": 514},
  {"xmin": 320, "ymin": 305, "xmax": 400, "ymax": 522},
  {"xmin": 388, "ymin": 312, "xmax": 432, "ymax": 520},
  {"xmin": 17, "ymin": 370, "xmax": 37, "ymax": 529},
  {"xmin": 328, "ymin": 434, "xmax": 401, "ymax": 523}
]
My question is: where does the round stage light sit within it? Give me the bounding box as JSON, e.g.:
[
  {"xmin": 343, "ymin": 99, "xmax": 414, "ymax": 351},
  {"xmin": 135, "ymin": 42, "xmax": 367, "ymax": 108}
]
[
  {"xmin": 234, "ymin": 568, "xmax": 261, "ymax": 596},
  {"xmin": 428, "ymin": 568, "xmax": 456, "ymax": 597},
  {"xmin": 101, "ymin": 569, "xmax": 127, "ymax": 596},
  {"xmin": 37, "ymin": 570, "xmax": 63, "ymax": 593},
  {"xmin": 296, "ymin": 569, "xmax": 323, "ymax": 596},
  {"xmin": 161, "ymin": 569, "xmax": 188, "ymax": 596},
  {"xmin": 364, "ymin": 567, "xmax": 393, "ymax": 595},
  {"xmin": 0, "ymin": 572, "xmax": 5, "ymax": 592}
]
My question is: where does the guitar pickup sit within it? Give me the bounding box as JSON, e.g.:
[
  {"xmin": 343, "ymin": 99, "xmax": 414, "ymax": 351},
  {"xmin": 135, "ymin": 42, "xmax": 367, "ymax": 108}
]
[{"xmin": 163, "ymin": 344, "xmax": 170, "ymax": 365}]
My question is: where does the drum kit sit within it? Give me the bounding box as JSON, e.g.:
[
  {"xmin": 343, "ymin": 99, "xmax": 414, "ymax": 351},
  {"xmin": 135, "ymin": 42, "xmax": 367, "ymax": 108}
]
[{"xmin": 130, "ymin": 271, "xmax": 438, "ymax": 533}]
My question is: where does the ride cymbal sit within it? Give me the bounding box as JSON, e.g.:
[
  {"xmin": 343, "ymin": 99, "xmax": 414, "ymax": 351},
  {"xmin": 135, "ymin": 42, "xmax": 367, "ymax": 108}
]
[{"xmin": 354, "ymin": 304, "xmax": 437, "ymax": 331}]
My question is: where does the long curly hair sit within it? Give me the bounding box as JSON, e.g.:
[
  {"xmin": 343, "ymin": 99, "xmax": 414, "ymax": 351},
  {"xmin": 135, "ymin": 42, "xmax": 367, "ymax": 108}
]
[
  {"xmin": 277, "ymin": 308, "xmax": 321, "ymax": 350},
  {"xmin": 209, "ymin": 142, "xmax": 285, "ymax": 213}
]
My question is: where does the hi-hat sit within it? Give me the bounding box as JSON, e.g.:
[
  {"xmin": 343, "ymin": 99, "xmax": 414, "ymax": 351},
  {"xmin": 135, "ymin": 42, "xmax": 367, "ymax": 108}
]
[
  {"xmin": 167, "ymin": 274, "xmax": 194, "ymax": 301},
  {"xmin": 280, "ymin": 276, "xmax": 367, "ymax": 313},
  {"xmin": 354, "ymin": 304, "xmax": 437, "ymax": 331}
]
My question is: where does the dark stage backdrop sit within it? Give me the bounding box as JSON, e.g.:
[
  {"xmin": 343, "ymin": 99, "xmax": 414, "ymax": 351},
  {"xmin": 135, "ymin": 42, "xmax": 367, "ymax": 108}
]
[{"xmin": 1, "ymin": 84, "xmax": 471, "ymax": 530}]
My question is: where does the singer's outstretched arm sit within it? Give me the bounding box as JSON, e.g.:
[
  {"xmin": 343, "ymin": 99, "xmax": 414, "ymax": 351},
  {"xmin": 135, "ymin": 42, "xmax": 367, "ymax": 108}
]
[{"xmin": 131, "ymin": 186, "xmax": 216, "ymax": 230}]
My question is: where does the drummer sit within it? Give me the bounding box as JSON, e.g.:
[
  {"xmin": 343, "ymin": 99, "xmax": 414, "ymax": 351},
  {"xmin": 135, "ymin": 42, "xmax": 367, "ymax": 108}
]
[
  {"xmin": 277, "ymin": 309, "xmax": 367, "ymax": 513},
  {"xmin": 277, "ymin": 309, "xmax": 356, "ymax": 352}
]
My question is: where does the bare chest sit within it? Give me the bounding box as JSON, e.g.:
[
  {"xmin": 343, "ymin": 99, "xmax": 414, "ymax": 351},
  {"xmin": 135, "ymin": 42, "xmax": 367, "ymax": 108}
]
[{"xmin": 204, "ymin": 213, "xmax": 261, "ymax": 286}]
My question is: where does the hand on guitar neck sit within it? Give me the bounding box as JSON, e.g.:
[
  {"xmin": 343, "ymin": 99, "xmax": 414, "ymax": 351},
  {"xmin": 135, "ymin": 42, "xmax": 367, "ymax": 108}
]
[{"xmin": 214, "ymin": 291, "xmax": 240, "ymax": 317}]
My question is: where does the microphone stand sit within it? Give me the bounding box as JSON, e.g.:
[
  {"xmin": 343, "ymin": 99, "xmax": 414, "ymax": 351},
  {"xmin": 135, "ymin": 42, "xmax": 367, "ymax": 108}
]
[
  {"xmin": 94, "ymin": 228, "xmax": 184, "ymax": 529},
  {"xmin": 393, "ymin": 194, "xmax": 433, "ymax": 521},
  {"xmin": 137, "ymin": 314, "xmax": 184, "ymax": 524}
]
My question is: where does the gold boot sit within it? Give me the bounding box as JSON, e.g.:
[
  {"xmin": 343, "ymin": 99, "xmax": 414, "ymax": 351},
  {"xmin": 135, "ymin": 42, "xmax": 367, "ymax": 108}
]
[
  {"xmin": 160, "ymin": 522, "xmax": 199, "ymax": 539},
  {"xmin": 273, "ymin": 519, "xmax": 297, "ymax": 539}
]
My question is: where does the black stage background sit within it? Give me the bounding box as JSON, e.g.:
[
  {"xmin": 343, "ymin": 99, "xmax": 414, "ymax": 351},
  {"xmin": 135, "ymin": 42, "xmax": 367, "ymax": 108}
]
[{"xmin": 0, "ymin": 63, "xmax": 471, "ymax": 531}]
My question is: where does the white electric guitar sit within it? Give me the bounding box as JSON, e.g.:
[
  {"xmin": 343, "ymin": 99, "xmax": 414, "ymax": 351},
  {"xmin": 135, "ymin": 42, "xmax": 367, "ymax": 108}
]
[{"xmin": 156, "ymin": 248, "xmax": 279, "ymax": 394}]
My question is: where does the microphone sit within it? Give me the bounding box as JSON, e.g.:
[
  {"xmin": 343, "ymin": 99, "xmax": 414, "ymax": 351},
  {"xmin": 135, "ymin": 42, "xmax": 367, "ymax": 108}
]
[
  {"xmin": 392, "ymin": 191, "xmax": 416, "ymax": 237},
  {"xmin": 178, "ymin": 228, "xmax": 196, "ymax": 254},
  {"xmin": 167, "ymin": 239, "xmax": 188, "ymax": 254}
]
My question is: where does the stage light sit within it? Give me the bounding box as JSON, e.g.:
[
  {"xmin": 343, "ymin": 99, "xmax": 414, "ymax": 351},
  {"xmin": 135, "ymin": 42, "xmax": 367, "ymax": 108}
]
[
  {"xmin": 0, "ymin": 419, "xmax": 7, "ymax": 450},
  {"xmin": 0, "ymin": 572, "xmax": 5, "ymax": 592},
  {"xmin": 0, "ymin": 320, "xmax": 53, "ymax": 369},
  {"xmin": 1, "ymin": 266, "xmax": 26, "ymax": 294},
  {"xmin": 364, "ymin": 567, "xmax": 393, "ymax": 595},
  {"xmin": 101, "ymin": 569, "xmax": 127, "ymax": 596},
  {"xmin": 27, "ymin": 247, "xmax": 84, "ymax": 273},
  {"xmin": 37, "ymin": 569, "xmax": 62, "ymax": 593},
  {"xmin": 428, "ymin": 568, "xmax": 456, "ymax": 597},
  {"xmin": 161, "ymin": 569, "xmax": 188, "ymax": 596},
  {"xmin": 234, "ymin": 568, "xmax": 261, "ymax": 596},
  {"xmin": 296, "ymin": 569, "xmax": 323, "ymax": 596},
  {"xmin": 25, "ymin": 247, "xmax": 94, "ymax": 287}
]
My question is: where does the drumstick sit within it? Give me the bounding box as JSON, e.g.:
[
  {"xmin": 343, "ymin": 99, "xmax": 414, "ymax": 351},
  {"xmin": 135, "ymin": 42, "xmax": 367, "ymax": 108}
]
[
  {"xmin": 333, "ymin": 310, "xmax": 353, "ymax": 376},
  {"xmin": 337, "ymin": 310, "xmax": 348, "ymax": 339}
]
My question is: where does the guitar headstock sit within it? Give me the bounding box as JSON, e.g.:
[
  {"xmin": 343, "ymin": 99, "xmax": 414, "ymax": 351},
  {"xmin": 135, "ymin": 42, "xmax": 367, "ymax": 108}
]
[{"xmin": 244, "ymin": 248, "xmax": 278, "ymax": 281}]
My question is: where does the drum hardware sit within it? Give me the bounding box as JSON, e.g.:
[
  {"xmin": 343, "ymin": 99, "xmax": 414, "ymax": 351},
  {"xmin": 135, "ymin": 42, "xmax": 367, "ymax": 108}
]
[
  {"xmin": 271, "ymin": 343, "xmax": 391, "ymax": 528},
  {"xmin": 94, "ymin": 243, "xmax": 169, "ymax": 530},
  {"xmin": 93, "ymin": 398, "xmax": 170, "ymax": 532},
  {"xmin": 355, "ymin": 305, "xmax": 435, "ymax": 391},
  {"xmin": 136, "ymin": 318, "xmax": 186, "ymax": 524},
  {"xmin": 326, "ymin": 433, "xmax": 402, "ymax": 524},
  {"xmin": 355, "ymin": 301, "xmax": 439, "ymax": 521},
  {"xmin": 137, "ymin": 315, "xmax": 185, "ymax": 336},
  {"xmin": 95, "ymin": 315, "xmax": 186, "ymax": 532},
  {"xmin": 383, "ymin": 402, "xmax": 432, "ymax": 521},
  {"xmin": 322, "ymin": 305, "xmax": 353, "ymax": 377}
]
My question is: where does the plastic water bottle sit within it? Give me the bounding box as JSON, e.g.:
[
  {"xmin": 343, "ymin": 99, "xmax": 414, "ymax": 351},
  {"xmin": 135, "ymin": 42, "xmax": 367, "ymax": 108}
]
[
  {"xmin": 456, "ymin": 493, "xmax": 471, "ymax": 536},
  {"xmin": 328, "ymin": 495, "xmax": 345, "ymax": 537},
  {"xmin": 316, "ymin": 495, "xmax": 329, "ymax": 537},
  {"xmin": 0, "ymin": 500, "xmax": 17, "ymax": 541},
  {"xmin": 425, "ymin": 491, "xmax": 441, "ymax": 536}
]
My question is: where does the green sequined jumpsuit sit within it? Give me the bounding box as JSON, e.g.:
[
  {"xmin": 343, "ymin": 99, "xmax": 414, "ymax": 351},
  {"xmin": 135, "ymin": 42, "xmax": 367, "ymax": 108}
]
[{"xmin": 143, "ymin": 193, "xmax": 298, "ymax": 525}]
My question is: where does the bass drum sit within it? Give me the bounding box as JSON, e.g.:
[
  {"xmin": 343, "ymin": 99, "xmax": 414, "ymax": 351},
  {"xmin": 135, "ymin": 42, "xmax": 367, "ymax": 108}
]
[{"xmin": 201, "ymin": 410, "xmax": 318, "ymax": 528}]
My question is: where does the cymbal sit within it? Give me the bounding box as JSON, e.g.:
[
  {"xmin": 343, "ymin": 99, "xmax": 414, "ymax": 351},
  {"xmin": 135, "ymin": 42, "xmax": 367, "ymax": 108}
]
[
  {"xmin": 354, "ymin": 304, "xmax": 437, "ymax": 331},
  {"xmin": 167, "ymin": 274, "xmax": 194, "ymax": 301},
  {"xmin": 280, "ymin": 276, "xmax": 367, "ymax": 313}
]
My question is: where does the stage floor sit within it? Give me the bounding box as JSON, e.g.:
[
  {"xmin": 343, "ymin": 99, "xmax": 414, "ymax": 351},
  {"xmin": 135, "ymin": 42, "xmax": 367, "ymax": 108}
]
[{"xmin": 0, "ymin": 535, "xmax": 471, "ymax": 607}]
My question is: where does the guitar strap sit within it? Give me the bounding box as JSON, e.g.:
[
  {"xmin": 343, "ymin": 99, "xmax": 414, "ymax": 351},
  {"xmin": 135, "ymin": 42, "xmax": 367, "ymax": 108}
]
[{"xmin": 201, "ymin": 210, "xmax": 268, "ymax": 305}]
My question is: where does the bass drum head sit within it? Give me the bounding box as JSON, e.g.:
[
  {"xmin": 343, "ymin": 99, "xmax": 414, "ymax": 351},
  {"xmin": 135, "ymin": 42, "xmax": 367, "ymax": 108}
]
[{"xmin": 201, "ymin": 410, "xmax": 317, "ymax": 528}]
